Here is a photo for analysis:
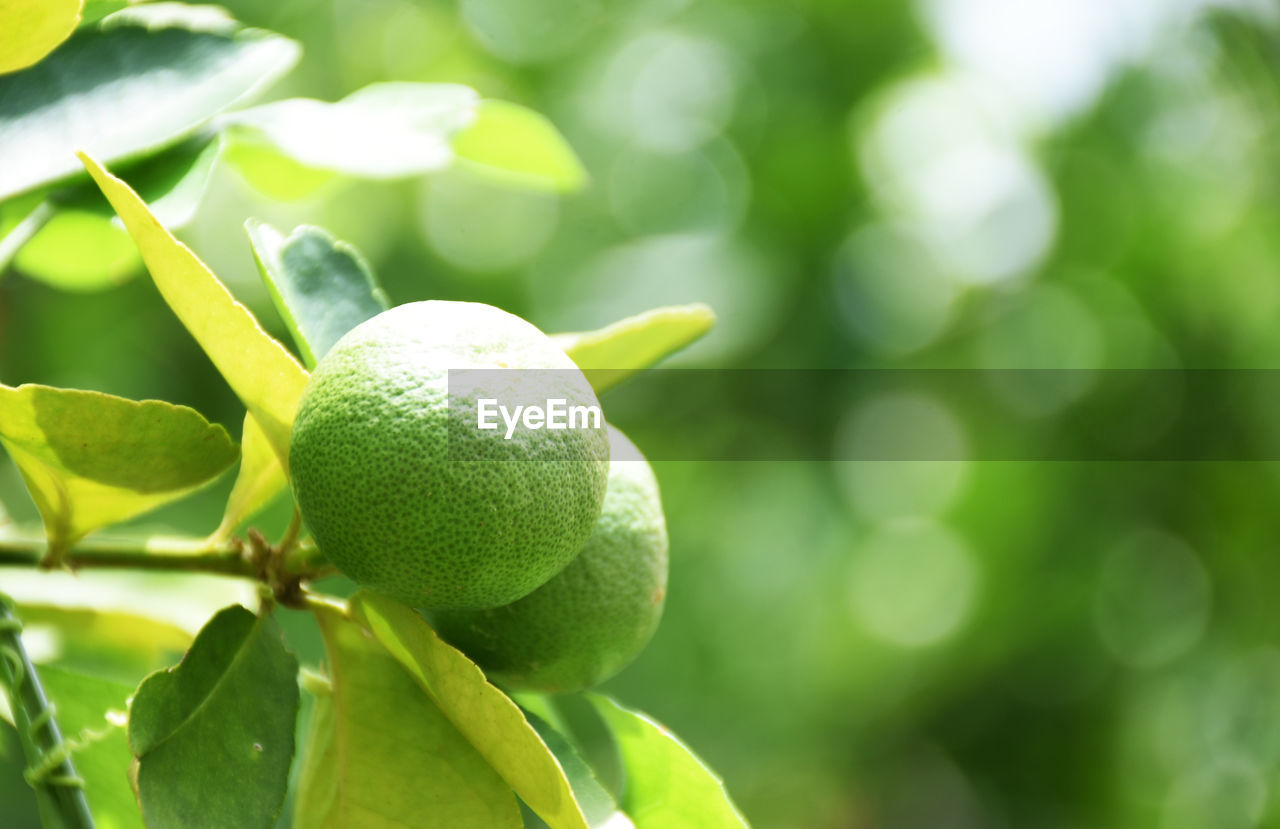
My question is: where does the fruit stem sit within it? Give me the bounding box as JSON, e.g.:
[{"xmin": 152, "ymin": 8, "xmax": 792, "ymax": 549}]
[{"xmin": 277, "ymin": 508, "xmax": 305, "ymax": 556}]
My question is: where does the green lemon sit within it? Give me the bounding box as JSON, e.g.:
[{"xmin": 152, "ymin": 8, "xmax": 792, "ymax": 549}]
[
  {"xmin": 289, "ymin": 300, "xmax": 610, "ymax": 609},
  {"xmin": 429, "ymin": 427, "xmax": 668, "ymax": 693}
]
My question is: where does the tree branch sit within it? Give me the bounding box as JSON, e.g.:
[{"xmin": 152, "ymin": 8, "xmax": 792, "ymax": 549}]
[{"xmin": 0, "ymin": 534, "xmax": 327, "ymax": 582}]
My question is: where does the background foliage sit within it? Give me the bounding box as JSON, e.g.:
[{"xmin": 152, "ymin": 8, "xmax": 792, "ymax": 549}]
[{"xmin": 6, "ymin": 0, "xmax": 1280, "ymax": 827}]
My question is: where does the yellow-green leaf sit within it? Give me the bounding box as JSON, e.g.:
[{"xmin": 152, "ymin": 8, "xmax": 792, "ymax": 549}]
[
  {"xmin": 14, "ymin": 209, "xmax": 140, "ymax": 290},
  {"xmin": 299, "ymin": 601, "xmax": 520, "ymax": 829},
  {"xmin": 0, "ymin": 0, "xmax": 82, "ymax": 75},
  {"xmin": 80, "ymin": 152, "xmax": 309, "ymax": 467},
  {"xmin": 351, "ymin": 592, "xmax": 590, "ymax": 829},
  {"xmin": 587, "ymin": 694, "xmax": 748, "ymax": 829},
  {"xmin": 553, "ymin": 304, "xmax": 716, "ymax": 392},
  {"xmin": 453, "ymin": 100, "xmax": 588, "ymax": 193},
  {"xmin": 18, "ymin": 604, "xmax": 192, "ymax": 685},
  {"xmin": 208, "ymin": 413, "xmax": 287, "ymax": 543},
  {"xmin": 0, "ymin": 383, "xmax": 238, "ymax": 560}
]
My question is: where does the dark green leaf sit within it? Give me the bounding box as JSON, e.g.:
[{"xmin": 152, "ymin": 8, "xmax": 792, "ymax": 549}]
[
  {"xmin": 587, "ymin": 695, "xmax": 747, "ymax": 829},
  {"xmin": 522, "ymin": 709, "xmax": 625, "ymax": 828},
  {"xmin": 0, "ymin": 383, "xmax": 239, "ymax": 557},
  {"xmin": 129, "ymin": 605, "xmax": 299, "ymax": 829},
  {"xmin": 297, "ymin": 601, "xmax": 520, "ymax": 829},
  {"xmin": 0, "ymin": 4, "xmax": 298, "ymax": 201},
  {"xmin": 246, "ymin": 221, "xmax": 390, "ymax": 369}
]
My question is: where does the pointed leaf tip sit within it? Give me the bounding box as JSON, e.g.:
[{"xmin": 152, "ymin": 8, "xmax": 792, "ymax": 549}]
[
  {"xmin": 555, "ymin": 304, "xmax": 717, "ymax": 393},
  {"xmin": 78, "ymin": 152, "xmax": 309, "ymax": 469}
]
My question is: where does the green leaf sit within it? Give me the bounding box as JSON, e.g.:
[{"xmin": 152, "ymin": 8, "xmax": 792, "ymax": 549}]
[
  {"xmin": 522, "ymin": 710, "xmax": 627, "ymax": 829},
  {"xmin": 0, "ymin": 194, "xmax": 52, "ymax": 280},
  {"xmin": 17, "ymin": 604, "xmax": 192, "ymax": 685},
  {"xmin": 298, "ymin": 601, "xmax": 521, "ymax": 829},
  {"xmin": 13, "ymin": 209, "xmax": 140, "ymax": 290},
  {"xmin": 587, "ymin": 695, "xmax": 748, "ymax": 829},
  {"xmin": 0, "ymin": 383, "xmax": 238, "ymax": 559},
  {"xmin": 81, "ymin": 152, "xmax": 311, "ymax": 467},
  {"xmin": 220, "ymin": 83, "xmax": 478, "ymax": 192},
  {"xmin": 0, "ymin": 0, "xmax": 82, "ymax": 74},
  {"xmin": 220, "ymin": 137, "xmax": 337, "ymax": 201},
  {"xmin": 246, "ymin": 221, "xmax": 390, "ymax": 369},
  {"xmin": 105, "ymin": 134, "xmax": 225, "ymax": 230},
  {"xmin": 37, "ymin": 666, "xmax": 142, "ymax": 829},
  {"xmin": 207, "ymin": 413, "xmax": 287, "ymax": 543},
  {"xmin": 129, "ymin": 605, "xmax": 299, "ymax": 829},
  {"xmin": 0, "ymin": 3, "xmax": 299, "ymax": 202},
  {"xmin": 454, "ymin": 100, "xmax": 587, "ymax": 193},
  {"xmin": 553, "ymin": 305, "xmax": 716, "ymax": 392},
  {"xmin": 80, "ymin": 0, "xmax": 132, "ymax": 28},
  {"xmin": 12, "ymin": 137, "xmax": 224, "ymax": 291},
  {"xmin": 351, "ymin": 592, "xmax": 591, "ymax": 829}
]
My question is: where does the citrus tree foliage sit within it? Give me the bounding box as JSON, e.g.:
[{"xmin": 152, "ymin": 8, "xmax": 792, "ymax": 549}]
[{"xmin": 0, "ymin": 3, "xmax": 739, "ymax": 828}]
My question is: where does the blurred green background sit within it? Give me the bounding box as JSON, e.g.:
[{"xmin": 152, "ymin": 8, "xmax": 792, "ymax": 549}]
[{"xmin": 8, "ymin": 0, "xmax": 1280, "ymax": 827}]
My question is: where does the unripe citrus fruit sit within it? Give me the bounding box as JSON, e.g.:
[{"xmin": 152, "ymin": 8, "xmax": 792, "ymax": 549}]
[
  {"xmin": 429, "ymin": 427, "xmax": 668, "ymax": 692},
  {"xmin": 288, "ymin": 300, "xmax": 610, "ymax": 609}
]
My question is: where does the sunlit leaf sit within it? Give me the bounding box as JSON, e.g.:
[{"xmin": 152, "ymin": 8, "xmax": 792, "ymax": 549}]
[
  {"xmin": 13, "ymin": 209, "xmax": 139, "ymax": 290},
  {"xmin": 352, "ymin": 592, "xmax": 590, "ymax": 829},
  {"xmin": 454, "ymin": 100, "xmax": 587, "ymax": 192},
  {"xmin": 587, "ymin": 695, "xmax": 747, "ymax": 829},
  {"xmin": 0, "ymin": 4, "xmax": 298, "ymax": 201},
  {"xmin": 221, "ymin": 138, "xmax": 336, "ymax": 201},
  {"xmin": 18, "ymin": 604, "xmax": 192, "ymax": 685},
  {"xmin": 81, "ymin": 153, "xmax": 310, "ymax": 467},
  {"xmin": 553, "ymin": 304, "xmax": 716, "ymax": 392},
  {"xmin": 129, "ymin": 605, "xmax": 298, "ymax": 829},
  {"xmin": 0, "ymin": 383, "xmax": 238, "ymax": 561},
  {"xmin": 208, "ymin": 413, "xmax": 287, "ymax": 543},
  {"xmin": 0, "ymin": 0, "xmax": 82, "ymax": 74},
  {"xmin": 298, "ymin": 601, "xmax": 520, "ymax": 829},
  {"xmin": 246, "ymin": 221, "xmax": 389, "ymax": 369},
  {"xmin": 221, "ymin": 83, "xmax": 477, "ymax": 190}
]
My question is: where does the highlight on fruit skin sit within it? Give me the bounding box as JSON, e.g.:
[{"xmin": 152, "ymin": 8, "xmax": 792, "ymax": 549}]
[
  {"xmin": 288, "ymin": 300, "xmax": 610, "ymax": 610},
  {"xmin": 429, "ymin": 426, "xmax": 669, "ymax": 693}
]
